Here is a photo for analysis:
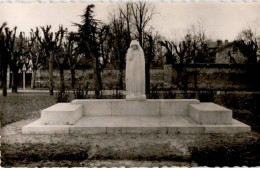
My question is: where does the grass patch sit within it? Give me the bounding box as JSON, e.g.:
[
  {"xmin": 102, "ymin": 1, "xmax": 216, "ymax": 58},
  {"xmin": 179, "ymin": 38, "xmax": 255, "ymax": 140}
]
[
  {"xmin": 0, "ymin": 92, "xmax": 56, "ymax": 126},
  {"xmin": 191, "ymin": 137, "xmax": 260, "ymax": 167}
]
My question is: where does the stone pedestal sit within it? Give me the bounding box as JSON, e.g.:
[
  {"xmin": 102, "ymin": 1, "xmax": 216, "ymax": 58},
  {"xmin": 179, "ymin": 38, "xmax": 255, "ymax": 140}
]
[
  {"xmin": 22, "ymin": 99, "xmax": 251, "ymax": 134},
  {"xmin": 41, "ymin": 103, "xmax": 83, "ymax": 125},
  {"xmin": 189, "ymin": 103, "xmax": 232, "ymax": 125},
  {"xmin": 71, "ymin": 99, "xmax": 199, "ymax": 116}
]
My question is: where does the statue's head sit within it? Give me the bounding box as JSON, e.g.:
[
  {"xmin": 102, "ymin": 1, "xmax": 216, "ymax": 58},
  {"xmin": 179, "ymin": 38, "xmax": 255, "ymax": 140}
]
[{"xmin": 130, "ymin": 40, "xmax": 140, "ymax": 51}]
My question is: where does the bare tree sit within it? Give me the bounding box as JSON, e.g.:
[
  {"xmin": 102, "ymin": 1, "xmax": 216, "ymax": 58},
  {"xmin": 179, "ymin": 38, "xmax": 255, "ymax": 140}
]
[
  {"xmin": 2, "ymin": 25, "xmax": 18, "ymax": 93},
  {"xmin": 27, "ymin": 29, "xmax": 45, "ymax": 89},
  {"xmin": 159, "ymin": 21, "xmax": 212, "ymax": 90},
  {"xmin": 65, "ymin": 32, "xmax": 80, "ymax": 89},
  {"xmin": 118, "ymin": 2, "xmax": 132, "ymax": 46},
  {"xmin": 95, "ymin": 24, "xmax": 112, "ymax": 91},
  {"xmin": 236, "ymin": 26, "xmax": 259, "ymax": 64},
  {"xmin": 159, "ymin": 36, "xmax": 193, "ymax": 90},
  {"xmin": 0, "ymin": 22, "xmax": 8, "ymax": 96},
  {"xmin": 186, "ymin": 22, "xmax": 211, "ymax": 63},
  {"xmin": 53, "ymin": 26, "xmax": 68, "ymax": 92},
  {"xmin": 159, "ymin": 40, "xmax": 176, "ymax": 65},
  {"xmin": 144, "ymin": 31, "xmax": 159, "ymax": 95},
  {"xmin": 11, "ymin": 32, "xmax": 27, "ymax": 93},
  {"xmin": 109, "ymin": 12, "xmax": 130, "ymax": 89},
  {"xmin": 160, "ymin": 21, "xmax": 211, "ymax": 65},
  {"xmin": 35, "ymin": 25, "xmax": 65, "ymax": 95},
  {"xmin": 130, "ymin": 2, "xmax": 155, "ymax": 48}
]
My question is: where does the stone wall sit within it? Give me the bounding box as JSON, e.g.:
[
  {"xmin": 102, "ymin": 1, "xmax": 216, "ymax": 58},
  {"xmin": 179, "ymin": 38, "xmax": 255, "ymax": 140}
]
[
  {"xmin": 34, "ymin": 64, "xmax": 260, "ymax": 91},
  {"xmin": 172, "ymin": 64, "xmax": 260, "ymax": 91},
  {"xmin": 35, "ymin": 69, "xmax": 165, "ymax": 90}
]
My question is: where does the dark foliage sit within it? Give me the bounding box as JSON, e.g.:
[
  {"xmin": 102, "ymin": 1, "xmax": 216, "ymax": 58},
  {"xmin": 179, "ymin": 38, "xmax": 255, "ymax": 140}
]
[
  {"xmin": 182, "ymin": 91, "xmax": 196, "ymax": 99},
  {"xmin": 163, "ymin": 88, "xmax": 176, "ymax": 99},
  {"xmin": 148, "ymin": 85, "xmax": 160, "ymax": 99},
  {"xmin": 235, "ymin": 29, "xmax": 258, "ymax": 64},
  {"xmin": 73, "ymin": 85, "xmax": 89, "ymax": 99},
  {"xmin": 55, "ymin": 88, "xmax": 71, "ymax": 103},
  {"xmin": 112, "ymin": 86, "xmax": 123, "ymax": 99},
  {"xmin": 198, "ymin": 90, "xmax": 216, "ymax": 102}
]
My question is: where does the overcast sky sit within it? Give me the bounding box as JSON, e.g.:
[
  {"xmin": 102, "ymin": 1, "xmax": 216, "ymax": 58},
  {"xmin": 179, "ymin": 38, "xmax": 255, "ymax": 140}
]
[{"xmin": 0, "ymin": 1, "xmax": 260, "ymax": 41}]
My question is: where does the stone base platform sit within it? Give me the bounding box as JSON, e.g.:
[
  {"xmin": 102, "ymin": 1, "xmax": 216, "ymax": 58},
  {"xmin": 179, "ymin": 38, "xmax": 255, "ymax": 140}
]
[
  {"xmin": 22, "ymin": 116, "xmax": 251, "ymax": 134},
  {"xmin": 22, "ymin": 99, "xmax": 251, "ymax": 134},
  {"xmin": 71, "ymin": 99, "xmax": 200, "ymax": 116}
]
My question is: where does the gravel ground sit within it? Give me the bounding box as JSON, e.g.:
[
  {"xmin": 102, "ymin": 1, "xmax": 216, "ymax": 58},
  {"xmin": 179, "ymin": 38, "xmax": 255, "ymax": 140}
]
[{"xmin": 1, "ymin": 118, "xmax": 260, "ymax": 167}]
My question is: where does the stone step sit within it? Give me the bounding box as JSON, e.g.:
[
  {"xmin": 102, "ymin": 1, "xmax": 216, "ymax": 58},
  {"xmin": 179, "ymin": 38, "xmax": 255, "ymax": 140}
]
[
  {"xmin": 22, "ymin": 116, "xmax": 250, "ymax": 134},
  {"xmin": 41, "ymin": 103, "xmax": 83, "ymax": 125},
  {"xmin": 189, "ymin": 103, "xmax": 232, "ymax": 125},
  {"xmin": 71, "ymin": 99, "xmax": 200, "ymax": 116}
]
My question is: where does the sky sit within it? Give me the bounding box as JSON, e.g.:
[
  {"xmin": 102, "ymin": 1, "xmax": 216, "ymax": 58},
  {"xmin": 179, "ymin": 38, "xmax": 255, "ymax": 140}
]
[{"xmin": 0, "ymin": 1, "xmax": 260, "ymax": 41}]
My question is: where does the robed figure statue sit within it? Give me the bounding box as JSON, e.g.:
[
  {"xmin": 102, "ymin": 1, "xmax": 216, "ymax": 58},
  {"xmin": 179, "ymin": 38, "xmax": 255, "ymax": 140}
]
[{"xmin": 125, "ymin": 40, "xmax": 146, "ymax": 100}]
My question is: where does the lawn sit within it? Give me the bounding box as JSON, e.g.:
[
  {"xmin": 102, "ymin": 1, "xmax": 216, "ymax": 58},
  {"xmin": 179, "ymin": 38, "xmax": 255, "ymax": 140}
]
[
  {"xmin": 1, "ymin": 91, "xmax": 260, "ymax": 167},
  {"xmin": 0, "ymin": 92, "xmax": 56, "ymax": 126}
]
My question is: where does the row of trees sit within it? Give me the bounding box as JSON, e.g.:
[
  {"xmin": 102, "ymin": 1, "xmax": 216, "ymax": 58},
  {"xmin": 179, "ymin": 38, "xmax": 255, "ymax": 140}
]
[
  {"xmin": 0, "ymin": 2, "xmax": 160, "ymax": 96},
  {"xmin": 1, "ymin": 2, "xmax": 259, "ymax": 97}
]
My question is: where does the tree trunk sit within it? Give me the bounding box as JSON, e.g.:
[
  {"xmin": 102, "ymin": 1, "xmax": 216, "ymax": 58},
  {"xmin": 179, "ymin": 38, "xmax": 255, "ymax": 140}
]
[
  {"xmin": 31, "ymin": 70, "xmax": 36, "ymax": 89},
  {"xmin": 118, "ymin": 55, "xmax": 124, "ymax": 90},
  {"xmin": 93, "ymin": 56, "xmax": 100, "ymax": 98},
  {"xmin": 59, "ymin": 67, "xmax": 65, "ymax": 92},
  {"xmin": 49, "ymin": 54, "xmax": 54, "ymax": 95},
  {"xmin": 139, "ymin": 30, "xmax": 143, "ymax": 48},
  {"xmin": 2, "ymin": 69, "xmax": 7, "ymax": 96},
  {"xmin": 176, "ymin": 64, "xmax": 185, "ymax": 90},
  {"xmin": 71, "ymin": 68, "xmax": 76, "ymax": 89},
  {"xmin": 118, "ymin": 68, "xmax": 123, "ymax": 90},
  {"xmin": 0, "ymin": 72, "xmax": 3, "ymax": 88},
  {"xmin": 145, "ymin": 63, "xmax": 150, "ymax": 96},
  {"xmin": 194, "ymin": 72, "xmax": 198, "ymax": 90},
  {"xmin": 180, "ymin": 66, "xmax": 188, "ymax": 91},
  {"xmin": 97, "ymin": 70, "xmax": 102, "ymax": 91},
  {"xmin": 11, "ymin": 68, "xmax": 18, "ymax": 93}
]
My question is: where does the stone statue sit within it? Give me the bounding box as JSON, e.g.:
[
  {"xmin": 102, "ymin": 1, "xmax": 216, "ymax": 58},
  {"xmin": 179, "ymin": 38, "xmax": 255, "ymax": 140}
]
[{"xmin": 125, "ymin": 40, "xmax": 146, "ymax": 100}]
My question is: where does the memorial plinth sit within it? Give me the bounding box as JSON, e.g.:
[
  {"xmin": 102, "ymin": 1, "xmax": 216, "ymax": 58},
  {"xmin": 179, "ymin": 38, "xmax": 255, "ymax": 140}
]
[
  {"xmin": 71, "ymin": 99, "xmax": 199, "ymax": 116},
  {"xmin": 22, "ymin": 99, "xmax": 251, "ymax": 134},
  {"xmin": 41, "ymin": 103, "xmax": 83, "ymax": 125},
  {"xmin": 189, "ymin": 103, "xmax": 233, "ymax": 125}
]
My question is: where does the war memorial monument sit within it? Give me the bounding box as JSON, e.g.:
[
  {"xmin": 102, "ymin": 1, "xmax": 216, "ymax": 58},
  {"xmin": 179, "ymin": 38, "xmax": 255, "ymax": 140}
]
[{"xmin": 22, "ymin": 40, "xmax": 251, "ymax": 134}]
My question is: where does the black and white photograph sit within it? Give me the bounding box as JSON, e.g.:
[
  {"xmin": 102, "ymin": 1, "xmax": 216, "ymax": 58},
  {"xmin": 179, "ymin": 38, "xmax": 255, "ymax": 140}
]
[{"xmin": 0, "ymin": 0, "xmax": 260, "ymax": 168}]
